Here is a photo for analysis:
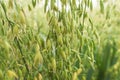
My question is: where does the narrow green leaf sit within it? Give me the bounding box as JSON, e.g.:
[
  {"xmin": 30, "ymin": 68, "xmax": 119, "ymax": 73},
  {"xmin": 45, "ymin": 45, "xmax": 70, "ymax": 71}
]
[
  {"xmin": 28, "ymin": 4, "xmax": 32, "ymax": 11},
  {"xmin": 90, "ymin": 1, "xmax": 93, "ymax": 11},
  {"xmin": 32, "ymin": 0, "xmax": 36, "ymax": 8},
  {"xmin": 0, "ymin": 1, "xmax": 7, "ymax": 13},
  {"xmin": 44, "ymin": 0, "xmax": 48, "ymax": 12},
  {"xmin": 100, "ymin": 0, "xmax": 104, "ymax": 13},
  {"xmin": 51, "ymin": 0, "xmax": 55, "ymax": 9},
  {"xmin": 89, "ymin": 18, "xmax": 93, "ymax": 29}
]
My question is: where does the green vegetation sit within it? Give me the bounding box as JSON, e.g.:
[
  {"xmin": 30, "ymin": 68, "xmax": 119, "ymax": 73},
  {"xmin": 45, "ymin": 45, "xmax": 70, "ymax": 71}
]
[{"xmin": 0, "ymin": 0, "xmax": 120, "ymax": 80}]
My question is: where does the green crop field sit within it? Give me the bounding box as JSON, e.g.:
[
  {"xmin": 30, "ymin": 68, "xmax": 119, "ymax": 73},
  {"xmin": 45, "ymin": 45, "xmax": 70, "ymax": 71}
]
[{"xmin": 0, "ymin": 0, "xmax": 120, "ymax": 80}]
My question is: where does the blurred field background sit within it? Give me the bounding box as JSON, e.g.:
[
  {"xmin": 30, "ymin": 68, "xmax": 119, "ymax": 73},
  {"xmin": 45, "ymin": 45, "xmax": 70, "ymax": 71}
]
[{"xmin": 0, "ymin": 0, "xmax": 120, "ymax": 80}]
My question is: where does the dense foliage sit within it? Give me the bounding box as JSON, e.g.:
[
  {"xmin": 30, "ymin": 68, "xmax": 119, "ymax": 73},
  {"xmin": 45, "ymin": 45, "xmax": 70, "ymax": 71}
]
[{"xmin": 0, "ymin": 0, "xmax": 120, "ymax": 80}]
